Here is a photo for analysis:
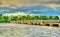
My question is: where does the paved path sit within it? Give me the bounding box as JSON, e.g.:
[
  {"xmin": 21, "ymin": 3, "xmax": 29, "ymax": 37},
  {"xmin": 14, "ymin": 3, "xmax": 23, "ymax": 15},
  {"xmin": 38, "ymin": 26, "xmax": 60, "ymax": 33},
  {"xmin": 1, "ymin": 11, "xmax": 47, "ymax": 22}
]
[{"xmin": 0, "ymin": 23, "xmax": 59, "ymax": 37}]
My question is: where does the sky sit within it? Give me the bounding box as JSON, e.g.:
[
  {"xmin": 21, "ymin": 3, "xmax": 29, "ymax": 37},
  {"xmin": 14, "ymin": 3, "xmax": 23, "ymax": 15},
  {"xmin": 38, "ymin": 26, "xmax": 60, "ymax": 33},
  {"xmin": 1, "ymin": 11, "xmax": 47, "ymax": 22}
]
[
  {"xmin": 0, "ymin": 0, "xmax": 60, "ymax": 16},
  {"xmin": 0, "ymin": 0, "xmax": 60, "ymax": 7}
]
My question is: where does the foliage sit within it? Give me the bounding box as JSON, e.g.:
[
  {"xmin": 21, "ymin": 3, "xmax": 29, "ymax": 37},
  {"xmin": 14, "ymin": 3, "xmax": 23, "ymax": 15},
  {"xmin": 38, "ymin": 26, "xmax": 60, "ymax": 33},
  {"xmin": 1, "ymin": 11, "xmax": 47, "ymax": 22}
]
[
  {"xmin": 0, "ymin": 15, "xmax": 59, "ymax": 23},
  {"xmin": 53, "ymin": 16, "xmax": 59, "ymax": 20},
  {"xmin": 3, "ymin": 16, "xmax": 10, "ymax": 23}
]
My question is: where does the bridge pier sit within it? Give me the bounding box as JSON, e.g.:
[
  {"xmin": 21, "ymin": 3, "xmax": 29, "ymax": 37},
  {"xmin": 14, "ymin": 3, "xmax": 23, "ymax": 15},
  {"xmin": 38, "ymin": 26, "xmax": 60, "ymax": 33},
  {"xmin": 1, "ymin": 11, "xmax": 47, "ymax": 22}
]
[
  {"xmin": 53, "ymin": 24, "xmax": 58, "ymax": 27},
  {"xmin": 31, "ymin": 22, "xmax": 36, "ymax": 25},
  {"xmin": 36, "ymin": 22, "xmax": 41, "ymax": 25},
  {"xmin": 46, "ymin": 24, "xmax": 50, "ymax": 26},
  {"xmin": 49, "ymin": 24, "xmax": 59, "ymax": 27},
  {"xmin": 26, "ymin": 21, "xmax": 32, "ymax": 25},
  {"xmin": 40, "ymin": 22, "xmax": 46, "ymax": 26},
  {"xmin": 50, "ymin": 24, "xmax": 53, "ymax": 26},
  {"xmin": 20, "ymin": 21, "xmax": 24, "ymax": 24},
  {"xmin": 58, "ymin": 24, "xmax": 60, "ymax": 27}
]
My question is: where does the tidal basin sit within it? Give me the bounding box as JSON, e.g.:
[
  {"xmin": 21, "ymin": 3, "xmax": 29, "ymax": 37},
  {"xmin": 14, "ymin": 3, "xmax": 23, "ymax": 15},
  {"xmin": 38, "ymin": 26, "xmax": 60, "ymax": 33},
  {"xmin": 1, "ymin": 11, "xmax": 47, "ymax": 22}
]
[{"xmin": 0, "ymin": 23, "xmax": 60, "ymax": 37}]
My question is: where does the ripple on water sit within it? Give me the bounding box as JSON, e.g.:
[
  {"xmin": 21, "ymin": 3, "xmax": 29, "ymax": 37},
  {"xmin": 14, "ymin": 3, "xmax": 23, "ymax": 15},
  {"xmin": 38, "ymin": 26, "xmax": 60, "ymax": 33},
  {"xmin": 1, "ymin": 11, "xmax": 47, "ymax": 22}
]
[{"xmin": 0, "ymin": 25, "xmax": 59, "ymax": 37}]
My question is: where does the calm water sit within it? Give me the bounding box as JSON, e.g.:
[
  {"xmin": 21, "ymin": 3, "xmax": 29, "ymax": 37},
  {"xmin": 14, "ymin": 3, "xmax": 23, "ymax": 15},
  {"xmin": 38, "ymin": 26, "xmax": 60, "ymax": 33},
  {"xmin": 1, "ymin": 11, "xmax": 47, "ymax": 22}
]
[{"xmin": 0, "ymin": 23, "xmax": 60, "ymax": 37}]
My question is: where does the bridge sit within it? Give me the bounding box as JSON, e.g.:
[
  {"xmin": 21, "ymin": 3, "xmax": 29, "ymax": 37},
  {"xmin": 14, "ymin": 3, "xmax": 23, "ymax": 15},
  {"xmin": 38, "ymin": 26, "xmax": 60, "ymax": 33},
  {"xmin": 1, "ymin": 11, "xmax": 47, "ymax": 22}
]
[{"xmin": 10, "ymin": 20, "xmax": 60, "ymax": 27}]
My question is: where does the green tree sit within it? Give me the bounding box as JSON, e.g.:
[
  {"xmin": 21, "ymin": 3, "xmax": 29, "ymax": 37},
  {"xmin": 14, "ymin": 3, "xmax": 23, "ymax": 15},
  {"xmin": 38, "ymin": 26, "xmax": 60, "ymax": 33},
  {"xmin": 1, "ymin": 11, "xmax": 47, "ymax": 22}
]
[
  {"xmin": 54, "ymin": 16, "xmax": 59, "ymax": 20},
  {"xmin": 11, "ymin": 16, "xmax": 18, "ymax": 21},
  {"xmin": 33, "ymin": 16, "xmax": 39, "ymax": 20},
  {"xmin": 20, "ymin": 16, "xmax": 27, "ymax": 20},
  {"xmin": 48, "ymin": 16, "xmax": 53, "ymax": 20},
  {"xmin": 25, "ymin": 15, "xmax": 32, "ymax": 20},
  {"xmin": 40, "ymin": 16, "xmax": 48, "ymax": 20},
  {"xmin": 3, "ymin": 16, "xmax": 10, "ymax": 23},
  {"xmin": 0, "ymin": 16, "xmax": 3, "ymax": 22}
]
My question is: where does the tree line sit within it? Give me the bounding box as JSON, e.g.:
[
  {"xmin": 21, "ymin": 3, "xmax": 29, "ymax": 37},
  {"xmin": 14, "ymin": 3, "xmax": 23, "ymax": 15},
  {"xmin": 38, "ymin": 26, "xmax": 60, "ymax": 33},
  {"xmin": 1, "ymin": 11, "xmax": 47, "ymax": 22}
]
[{"xmin": 0, "ymin": 15, "xmax": 59, "ymax": 23}]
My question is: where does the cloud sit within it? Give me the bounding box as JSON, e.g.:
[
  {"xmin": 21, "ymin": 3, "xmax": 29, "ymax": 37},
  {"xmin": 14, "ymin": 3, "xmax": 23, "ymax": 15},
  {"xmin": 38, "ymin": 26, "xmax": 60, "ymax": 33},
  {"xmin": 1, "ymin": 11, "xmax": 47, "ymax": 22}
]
[
  {"xmin": 23, "ymin": 0, "xmax": 60, "ymax": 4},
  {"xmin": 0, "ymin": 0, "xmax": 60, "ymax": 7},
  {"xmin": 0, "ymin": 0, "xmax": 59, "ymax": 4}
]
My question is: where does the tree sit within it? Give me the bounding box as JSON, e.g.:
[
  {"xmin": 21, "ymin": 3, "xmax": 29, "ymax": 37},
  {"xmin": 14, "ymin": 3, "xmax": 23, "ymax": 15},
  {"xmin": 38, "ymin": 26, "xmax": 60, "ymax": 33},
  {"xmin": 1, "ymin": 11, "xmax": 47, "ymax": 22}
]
[
  {"xmin": 54, "ymin": 16, "xmax": 59, "ymax": 20},
  {"xmin": 40, "ymin": 16, "xmax": 48, "ymax": 20},
  {"xmin": 3, "ymin": 16, "xmax": 10, "ymax": 23},
  {"xmin": 26, "ymin": 15, "xmax": 33, "ymax": 20},
  {"xmin": 48, "ymin": 16, "xmax": 53, "ymax": 20},
  {"xmin": 0, "ymin": 16, "xmax": 3, "ymax": 22},
  {"xmin": 33, "ymin": 16, "xmax": 39, "ymax": 20},
  {"xmin": 11, "ymin": 16, "xmax": 18, "ymax": 21},
  {"xmin": 20, "ymin": 16, "xmax": 27, "ymax": 20}
]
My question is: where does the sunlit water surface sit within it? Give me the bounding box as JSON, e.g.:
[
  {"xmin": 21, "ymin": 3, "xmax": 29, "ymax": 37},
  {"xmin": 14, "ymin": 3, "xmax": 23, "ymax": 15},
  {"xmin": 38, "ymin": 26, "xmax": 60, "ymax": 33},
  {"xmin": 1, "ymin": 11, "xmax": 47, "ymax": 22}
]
[{"xmin": 0, "ymin": 23, "xmax": 59, "ymax": 37}]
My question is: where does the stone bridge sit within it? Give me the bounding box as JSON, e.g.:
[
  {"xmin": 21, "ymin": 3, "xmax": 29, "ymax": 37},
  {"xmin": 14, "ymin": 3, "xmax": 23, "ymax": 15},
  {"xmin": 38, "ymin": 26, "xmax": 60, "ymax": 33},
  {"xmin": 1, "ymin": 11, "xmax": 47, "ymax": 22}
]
[{"xmin": 10, "ymin": 20, "xmax": 60, "ymax": 27}]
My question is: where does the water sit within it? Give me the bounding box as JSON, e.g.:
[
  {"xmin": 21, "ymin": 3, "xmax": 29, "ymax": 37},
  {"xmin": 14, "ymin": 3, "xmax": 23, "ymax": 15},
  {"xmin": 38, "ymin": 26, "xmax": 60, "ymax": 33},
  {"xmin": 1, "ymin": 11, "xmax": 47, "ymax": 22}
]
[{"xmin": 0, "ymin": 23, "xmax": 60, "ymax": 37}]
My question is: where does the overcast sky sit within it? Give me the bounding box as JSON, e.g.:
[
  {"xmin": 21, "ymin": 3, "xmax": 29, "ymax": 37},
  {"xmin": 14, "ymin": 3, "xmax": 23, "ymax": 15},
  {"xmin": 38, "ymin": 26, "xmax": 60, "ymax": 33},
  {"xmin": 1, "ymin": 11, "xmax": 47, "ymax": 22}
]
[
  {"xmin": 0, "ymin": 0, "xmax": 60, "ymax": 16},
  {"xmin": 0, "ymin": 0, "xmax": 60, "ymax": 7}
]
